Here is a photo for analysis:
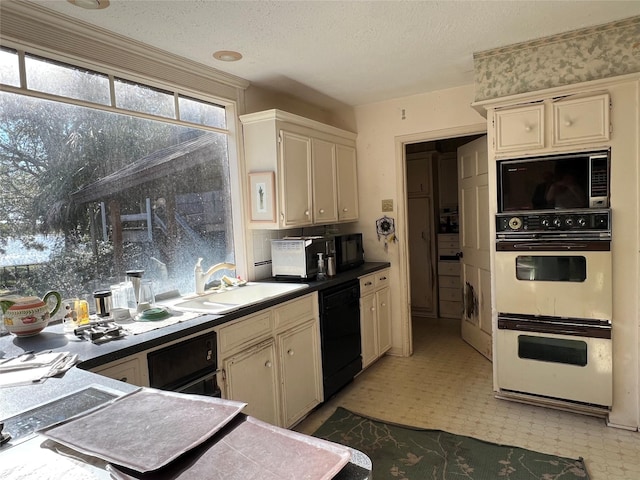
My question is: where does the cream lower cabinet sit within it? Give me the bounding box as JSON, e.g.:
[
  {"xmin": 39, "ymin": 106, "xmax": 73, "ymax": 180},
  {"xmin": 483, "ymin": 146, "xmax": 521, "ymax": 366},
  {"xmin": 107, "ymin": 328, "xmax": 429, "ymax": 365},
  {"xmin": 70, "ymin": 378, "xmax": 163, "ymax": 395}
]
[
  {"xmin": 217, "ymin": 293, "xmax": 322, "ymax": 428},
  {"xmin": 91, "ymin": 354, "xmax": 147, "ymax": 386},
  {"xmin": 223, "ymin": 339, "xmax": 280, "ymax": 426},
  {"xmin": 359, "ymin": 269, "xmax": 391, "ymax": 369}
]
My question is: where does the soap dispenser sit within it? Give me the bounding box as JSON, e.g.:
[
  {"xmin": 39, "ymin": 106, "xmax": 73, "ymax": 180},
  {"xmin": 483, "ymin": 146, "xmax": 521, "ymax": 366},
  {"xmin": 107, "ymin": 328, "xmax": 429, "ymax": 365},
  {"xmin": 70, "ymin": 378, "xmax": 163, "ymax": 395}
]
[{"xmin": 317, "ymin": 253, "xmax": 327, "ymax": 280}]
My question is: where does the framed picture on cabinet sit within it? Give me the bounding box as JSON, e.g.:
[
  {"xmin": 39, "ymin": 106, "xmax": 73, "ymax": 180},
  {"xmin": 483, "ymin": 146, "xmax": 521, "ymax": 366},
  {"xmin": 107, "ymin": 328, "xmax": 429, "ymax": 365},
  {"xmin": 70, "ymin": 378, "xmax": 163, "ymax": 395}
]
[{"xmin": 249, "ymin": 172, "xmax": 275, "ymax": 222}]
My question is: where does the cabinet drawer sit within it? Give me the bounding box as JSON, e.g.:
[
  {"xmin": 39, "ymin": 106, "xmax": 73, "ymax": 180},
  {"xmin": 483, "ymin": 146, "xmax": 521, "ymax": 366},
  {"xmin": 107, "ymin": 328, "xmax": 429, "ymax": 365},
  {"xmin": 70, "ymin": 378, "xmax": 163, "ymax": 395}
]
[
  {"xmin": 552, "ymin": 93, "xmax": 610, "ymax": 146},
  {"xmin": 437, "ymin": 235, "xmax": 459, "ymax": 249},
  {"xmin": 359, "ymin": 273, "xmax": 375, "ymax": 296},
  {"xmin": 374, "ymin": 269, "xmax": 390, "ymax": 289},
  {"xmin": 439, "ymin": 300, "xmax": 462, "ymax": 317},
  {"xmin": 439, "ymin": 287, "xmax": 461, "ymax": 302},
  {"xmin": 273, "ymin": 293, "xmax": 316, "ymax": 331},
  {"xmin": 438, "ymin": 261, "xmax": 460, "ymax": 276},
  {"xmin": 439, "ymin": 275, "xmax": 460, "ymax": 289},
  {"xmin": 495, "ymin": 104, "xmax": 545, "ymax": 153},
  {"xmin": 438, "ymin": 247, "xmax": 460, "ymax": 257},
  {"xmin": 218, "ymin": 311, "xmax": 272, "ymax": 355},
  {"xmin": 93, "ymin": 357, "xmax": 142, "ymax": 385}
]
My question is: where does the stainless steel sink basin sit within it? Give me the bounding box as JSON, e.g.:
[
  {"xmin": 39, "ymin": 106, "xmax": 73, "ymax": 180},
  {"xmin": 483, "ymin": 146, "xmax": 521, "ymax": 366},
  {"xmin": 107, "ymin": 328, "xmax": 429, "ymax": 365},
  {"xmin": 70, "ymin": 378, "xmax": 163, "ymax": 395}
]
[{"xmin": 172, "ymin": 282, "xmax": 309, "ymax": 314}]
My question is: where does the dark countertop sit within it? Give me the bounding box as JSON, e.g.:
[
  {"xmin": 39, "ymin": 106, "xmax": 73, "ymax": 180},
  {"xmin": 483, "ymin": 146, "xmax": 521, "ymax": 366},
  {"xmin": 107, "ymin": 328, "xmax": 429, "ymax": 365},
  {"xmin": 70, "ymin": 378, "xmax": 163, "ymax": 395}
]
[
  {"xmin": 0, "ymin": 263, "xmax": 386, "ymax": 479},
  {"xmin": 0, "ymin": 261, "xmax": 390, "ymax": 417}
]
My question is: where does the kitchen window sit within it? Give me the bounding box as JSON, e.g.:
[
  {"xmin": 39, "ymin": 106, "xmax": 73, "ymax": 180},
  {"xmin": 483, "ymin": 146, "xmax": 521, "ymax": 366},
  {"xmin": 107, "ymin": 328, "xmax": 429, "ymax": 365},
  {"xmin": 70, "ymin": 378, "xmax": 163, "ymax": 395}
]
[{"xmin": 0, "ymin": 47, "xmax": 239, "ymax": 300}]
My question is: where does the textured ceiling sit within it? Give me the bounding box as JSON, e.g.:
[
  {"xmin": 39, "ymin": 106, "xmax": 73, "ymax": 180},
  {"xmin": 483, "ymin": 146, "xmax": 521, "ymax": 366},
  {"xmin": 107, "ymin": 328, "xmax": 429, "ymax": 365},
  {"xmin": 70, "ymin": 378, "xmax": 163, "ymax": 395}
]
[{"xmin": 24, "ymin": 1, "xmax": 640, "ymax": 107}]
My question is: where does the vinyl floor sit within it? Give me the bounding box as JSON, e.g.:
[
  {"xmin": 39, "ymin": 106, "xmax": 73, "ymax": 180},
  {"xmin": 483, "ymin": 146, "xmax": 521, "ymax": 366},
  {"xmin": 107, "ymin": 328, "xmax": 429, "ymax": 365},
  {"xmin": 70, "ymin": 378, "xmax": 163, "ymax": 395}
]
[{"xmin": 295, "ymin": 316, "xmax": 640, "ymax": 480}]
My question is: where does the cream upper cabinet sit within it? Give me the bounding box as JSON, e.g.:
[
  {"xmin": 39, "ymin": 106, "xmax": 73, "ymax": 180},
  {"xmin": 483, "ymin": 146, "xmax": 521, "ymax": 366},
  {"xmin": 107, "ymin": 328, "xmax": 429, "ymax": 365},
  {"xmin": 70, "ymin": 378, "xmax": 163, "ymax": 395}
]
[
  {"xmin": 552, "ymin": 93, "xmax": 610, "ymax": 147},
  {"xmin": 494, "ymin": 104, "xmax": 545, "ymax": 153},
  {"xmin": 312, "ymin": 138, "xmax": 338, "ymax": 224},
  {"xmin": 240, "ymin": 109, "xmax": 358, "ymax": 229},
  {"xmin": 493, "ymin": 93, "xmax": 610, "ymax": 157},
  {"xmin": 280, "ymin": 131, "xmax": 313, "ymax": 227},
  {"xmin": 336, "ymin": 144, "xmax": 359, "ymax": 222}
]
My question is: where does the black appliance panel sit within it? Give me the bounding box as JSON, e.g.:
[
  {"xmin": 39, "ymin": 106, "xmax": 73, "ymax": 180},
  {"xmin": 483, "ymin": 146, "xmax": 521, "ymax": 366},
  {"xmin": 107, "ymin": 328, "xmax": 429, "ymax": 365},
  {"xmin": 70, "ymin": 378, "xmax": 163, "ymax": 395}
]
[
  {"xmin": 148, "ymin": 332, "xmax": 220, "ymax": 397},
  {"xmin": 318, "ymin": 280, "xmax": 362, "ymax": 400}
]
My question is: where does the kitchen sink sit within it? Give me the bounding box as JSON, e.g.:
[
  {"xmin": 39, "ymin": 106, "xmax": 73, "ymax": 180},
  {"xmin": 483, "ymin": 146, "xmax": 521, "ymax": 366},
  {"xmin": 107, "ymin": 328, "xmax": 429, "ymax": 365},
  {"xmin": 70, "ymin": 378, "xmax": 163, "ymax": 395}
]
[{"xmin": 172, "ymin": 282, "xmax": 309, "ymax": 314}]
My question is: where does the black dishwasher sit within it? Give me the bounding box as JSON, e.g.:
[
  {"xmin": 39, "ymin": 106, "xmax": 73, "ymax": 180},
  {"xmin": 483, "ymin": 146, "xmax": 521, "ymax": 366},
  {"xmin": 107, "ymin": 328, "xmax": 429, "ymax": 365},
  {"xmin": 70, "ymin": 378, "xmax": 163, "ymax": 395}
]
[
  {"xmin": 147, "ymin": 332, "xmax": 221, "ymax": 397},
  {"xmin": 319, "ymin": 280, "xmax": 362, "ymax": 400}
]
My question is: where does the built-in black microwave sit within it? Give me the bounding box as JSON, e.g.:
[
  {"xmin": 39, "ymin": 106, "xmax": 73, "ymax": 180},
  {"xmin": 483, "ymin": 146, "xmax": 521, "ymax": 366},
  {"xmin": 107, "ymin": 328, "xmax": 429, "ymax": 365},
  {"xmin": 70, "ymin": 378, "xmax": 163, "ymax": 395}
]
[
  {"xmin": 334, "ymin": 233, "xmax": 364, "ymax": 272},
  {"xmin": 497, "ymin": 149, "xmax": 610, "ymax": 213}
]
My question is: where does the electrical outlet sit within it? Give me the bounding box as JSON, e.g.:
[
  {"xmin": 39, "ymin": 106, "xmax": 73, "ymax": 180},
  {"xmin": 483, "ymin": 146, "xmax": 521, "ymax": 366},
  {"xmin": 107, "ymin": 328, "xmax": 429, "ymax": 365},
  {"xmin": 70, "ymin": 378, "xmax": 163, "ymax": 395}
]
[{"xmin": 382, "ymin": 199, "xmax": 394, "ymax": 212}]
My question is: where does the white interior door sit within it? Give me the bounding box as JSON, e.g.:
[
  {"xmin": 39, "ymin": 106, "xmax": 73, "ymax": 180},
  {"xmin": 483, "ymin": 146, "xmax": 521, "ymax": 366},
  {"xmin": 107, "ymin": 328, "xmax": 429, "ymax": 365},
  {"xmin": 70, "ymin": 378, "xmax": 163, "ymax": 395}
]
[{"xmin": 458, "ymin": 136, "xmax": 492, "ymax": 360}]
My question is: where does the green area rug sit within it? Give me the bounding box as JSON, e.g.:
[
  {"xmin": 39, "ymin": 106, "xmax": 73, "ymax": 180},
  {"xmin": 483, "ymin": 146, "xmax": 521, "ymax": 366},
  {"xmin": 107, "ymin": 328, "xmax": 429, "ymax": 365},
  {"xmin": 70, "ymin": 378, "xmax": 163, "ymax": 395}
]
[{"xmin": 313, "ymin": 407, "xmax": 590, "ymax": 480}]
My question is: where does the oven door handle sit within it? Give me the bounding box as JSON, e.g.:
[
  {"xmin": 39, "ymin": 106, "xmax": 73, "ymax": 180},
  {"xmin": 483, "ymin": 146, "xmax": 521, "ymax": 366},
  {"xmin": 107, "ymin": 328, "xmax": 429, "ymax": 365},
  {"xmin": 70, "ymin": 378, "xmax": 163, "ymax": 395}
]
[{"xmin": 499, "ymin": 316, "xmax": 611, "ymax": 339}]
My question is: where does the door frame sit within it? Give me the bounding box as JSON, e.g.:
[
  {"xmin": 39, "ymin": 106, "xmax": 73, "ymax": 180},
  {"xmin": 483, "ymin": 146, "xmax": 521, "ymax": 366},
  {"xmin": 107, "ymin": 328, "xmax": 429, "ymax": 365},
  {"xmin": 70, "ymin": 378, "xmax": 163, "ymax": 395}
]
[{"xmin": 395, "ymin": 123, "xmax": 486, "ymax": 356}]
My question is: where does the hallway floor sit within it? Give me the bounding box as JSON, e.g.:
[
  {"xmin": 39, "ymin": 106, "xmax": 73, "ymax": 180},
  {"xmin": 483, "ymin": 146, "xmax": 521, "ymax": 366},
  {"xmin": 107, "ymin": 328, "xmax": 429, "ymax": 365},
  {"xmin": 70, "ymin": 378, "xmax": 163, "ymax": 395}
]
[{"xmin": 296, "ymin": 317, "xmax": 640, "ymax": 480}]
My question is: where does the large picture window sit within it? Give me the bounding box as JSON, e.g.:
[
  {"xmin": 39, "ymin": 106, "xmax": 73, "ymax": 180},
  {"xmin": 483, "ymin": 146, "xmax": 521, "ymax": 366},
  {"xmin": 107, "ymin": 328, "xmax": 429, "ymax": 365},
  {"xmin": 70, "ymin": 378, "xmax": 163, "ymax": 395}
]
[{"xmin": 0, "ymin": 47, "xmax": 236, "ymax": 302}]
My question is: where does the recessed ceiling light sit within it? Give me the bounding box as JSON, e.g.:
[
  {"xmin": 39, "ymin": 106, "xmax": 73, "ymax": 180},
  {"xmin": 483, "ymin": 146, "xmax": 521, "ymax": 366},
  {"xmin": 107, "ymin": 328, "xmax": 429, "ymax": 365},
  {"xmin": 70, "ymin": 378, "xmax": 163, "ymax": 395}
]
[
  {"xmin": 213, "ymin": 50, "xmax": 243, "ymax": 62},
  {"xmin": 67, "ymin": 0, "xmax": 110, "ymax": 9}
]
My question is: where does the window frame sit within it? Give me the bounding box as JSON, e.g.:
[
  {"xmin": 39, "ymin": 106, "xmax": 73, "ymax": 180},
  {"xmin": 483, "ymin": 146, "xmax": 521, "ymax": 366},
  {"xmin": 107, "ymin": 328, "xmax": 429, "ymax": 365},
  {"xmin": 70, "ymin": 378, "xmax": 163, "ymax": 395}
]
[{"xmin": 0, "ymin": 41, "xmax": 248, "ymax": 280}]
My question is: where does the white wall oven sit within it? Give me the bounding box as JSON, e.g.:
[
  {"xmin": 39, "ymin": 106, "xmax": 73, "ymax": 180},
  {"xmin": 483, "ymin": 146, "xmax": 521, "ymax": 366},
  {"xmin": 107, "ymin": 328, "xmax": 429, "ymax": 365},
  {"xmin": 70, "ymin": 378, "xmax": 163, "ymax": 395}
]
[{"xmin": 494, "ymin": 149, "xmax": 612, "ymax": 411}]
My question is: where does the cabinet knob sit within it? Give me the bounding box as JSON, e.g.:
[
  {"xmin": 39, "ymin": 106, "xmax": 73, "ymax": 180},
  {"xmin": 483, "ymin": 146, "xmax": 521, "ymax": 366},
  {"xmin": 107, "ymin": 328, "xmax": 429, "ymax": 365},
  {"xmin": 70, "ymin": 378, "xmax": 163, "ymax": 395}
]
[
  {"xmin": 280, "ymin": 212, "xmax": 284, "ymax": 220},
  {"xmin": 287, "ymin": 349, "xmax": 295, "ymax": 356},
  {"xmin": 370, "ymin": 306, "xmax": 376, "ymax": 312},
  {"xmin": 304, "ymin": 210, "xmax": 310, "ymax": 216},
  {"xmin": 365, "ymin": 281, "xmax": 373, "ymax": 286},
  {"xmin": 524, "ymin": 125, "xmax": 532, "ymax": 132},
  {"xmin": 319, "ymin": 209, "xmax": 325, "ymax": 214},
  {"xmin": 381, "ymin": 303, "xmax": 386, "ymax": 307},
  {"xmin": 565, "ymin": 119, "xmax": 573, "ymax": 127},
  {"xmin": 119, "ymin": 377, "xmax": 128, "ymax": 383},
  {"xmin": 342, "ymin": 207, "xmax": 348, "ymax": 212},
  {"xmin": 265, "ymin": 361, "xmax": 272, "ymax": 368}
]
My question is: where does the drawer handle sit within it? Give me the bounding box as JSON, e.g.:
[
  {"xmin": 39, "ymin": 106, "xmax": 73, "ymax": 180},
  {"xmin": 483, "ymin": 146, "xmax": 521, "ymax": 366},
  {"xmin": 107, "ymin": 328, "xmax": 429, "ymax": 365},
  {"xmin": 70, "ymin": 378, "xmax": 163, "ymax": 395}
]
[
  {"xmin": 119, "ymin": 377, "xmax": 128, "ymax": 382},
  {"xmin": 565, "ymin": 119, "xmax": 573, "ymax": 127},
  {"xmin": 379, "ymin": 276, "xmax": 387, "ymax": 281},
  {"xmin": 525, "ymin": 125, "xmax": 532, "ymax": 132},
  {"xmin": 364, "ymin": 281, "xmax": 373, "ymax": 286},
  {"xmin": 287, "ymin": 349, "xmax": 295, "ymax": 356},
  {"xmin": 265, "ymin": 361, "xmax": 272, "ymax": 368},
  {"xmin": 381, "ymin": 303, "xmax": 386, "ymax": 307}
]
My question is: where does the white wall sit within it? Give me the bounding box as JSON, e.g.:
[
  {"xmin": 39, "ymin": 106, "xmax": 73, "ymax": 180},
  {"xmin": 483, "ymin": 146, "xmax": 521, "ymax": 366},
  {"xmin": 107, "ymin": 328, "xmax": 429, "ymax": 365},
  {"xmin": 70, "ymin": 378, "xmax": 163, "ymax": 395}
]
[{"xmin": 347, "ymin": 84, "xmax": 486, "ymax": 356}]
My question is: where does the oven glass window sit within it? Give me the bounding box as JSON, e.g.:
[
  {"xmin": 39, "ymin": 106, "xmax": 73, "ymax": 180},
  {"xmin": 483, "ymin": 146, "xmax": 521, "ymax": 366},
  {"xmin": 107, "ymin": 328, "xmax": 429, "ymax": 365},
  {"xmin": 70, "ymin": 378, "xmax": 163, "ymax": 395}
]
[
  {"xmin": 515, "ymin": 256, "xmax": 586, "ymax": 282},
  {"xmin": 518, "ymin": 335, "xmax": 587, "ymax": 366}
]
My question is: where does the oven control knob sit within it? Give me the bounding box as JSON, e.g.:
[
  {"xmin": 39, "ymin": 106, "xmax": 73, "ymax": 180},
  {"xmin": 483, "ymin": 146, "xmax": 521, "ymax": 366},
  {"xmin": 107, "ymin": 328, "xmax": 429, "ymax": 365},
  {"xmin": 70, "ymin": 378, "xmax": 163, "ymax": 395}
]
[
  {"xmin": 541, "ymin": 218, "xmax": 550, "ymax": 228},
  {"xmin": 565, "ymin": 217, "xmax": 574, "ymax": 227},
  {"xmin": 508, "ymin": 217, "xmax": 523, "ymax": 230},
  {"xmin": 553, "ymin": 217, "xmax": 562, "ymax": 228},
  {"xmin": 577, "ymin": 217, "xmax": 587, "ymax": 227}
]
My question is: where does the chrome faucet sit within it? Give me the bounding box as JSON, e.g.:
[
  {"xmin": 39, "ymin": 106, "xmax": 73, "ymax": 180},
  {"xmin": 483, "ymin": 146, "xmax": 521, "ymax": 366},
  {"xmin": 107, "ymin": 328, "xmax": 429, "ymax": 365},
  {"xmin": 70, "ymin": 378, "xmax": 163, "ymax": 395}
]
[{"xmin": 194, "ymin": 258, "xmax": 237, "ymax": 295}]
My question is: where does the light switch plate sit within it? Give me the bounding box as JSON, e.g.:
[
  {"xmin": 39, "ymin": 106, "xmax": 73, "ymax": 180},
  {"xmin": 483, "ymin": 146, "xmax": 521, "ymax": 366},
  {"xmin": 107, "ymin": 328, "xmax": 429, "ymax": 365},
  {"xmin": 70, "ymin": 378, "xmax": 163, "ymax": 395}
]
[{"xmin": 382, "ymin": 199, "xmax": 394, "ymax": 212}]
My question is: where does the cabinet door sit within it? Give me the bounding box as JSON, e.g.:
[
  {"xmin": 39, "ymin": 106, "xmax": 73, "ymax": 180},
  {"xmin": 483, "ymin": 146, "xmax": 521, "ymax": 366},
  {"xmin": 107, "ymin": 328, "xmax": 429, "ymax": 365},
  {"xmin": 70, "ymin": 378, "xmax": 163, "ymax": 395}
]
[
  {"xmin": 552, "ymin": 93, "xmax": 610, "ymax": 146},
  {"xmin": 408, "ymin": 196, "xmax": 437, "ymax": 317},
  {"xmin": 336, "ymin": 144, "xmax": 359, "ymax": 222},
  {"xmin": 360, "ymin": 293, "xmax": 377, "ymax": 368},
  {"xmin": 406, "ymin": 157, "xmax": 432, "ymax": 195},
  {"xmin": 376, "ymin": 287, "xmax": 391, "ymax": 356},
  {"xmin": 280, "ymin": 131, "xmax": 313, "ymax": 227},
  {"xmin": 278, "ymin": 320, "xmax": 323, "ymax": 427},
  {"xmin": 223, "ymin": 340, "xmax": 280, "ymax": 426},
  {"xmin": 311, "ymin": 138, "xmax": 338, "ymax": 224},
  {"xmin": 494, "ymin": 104, "xmax": 545, "ymax": 153}
]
